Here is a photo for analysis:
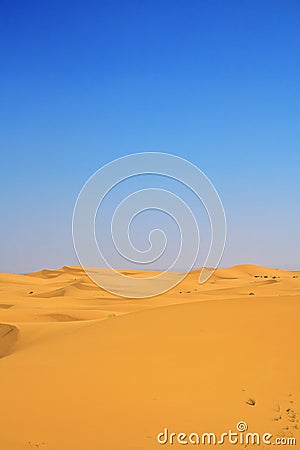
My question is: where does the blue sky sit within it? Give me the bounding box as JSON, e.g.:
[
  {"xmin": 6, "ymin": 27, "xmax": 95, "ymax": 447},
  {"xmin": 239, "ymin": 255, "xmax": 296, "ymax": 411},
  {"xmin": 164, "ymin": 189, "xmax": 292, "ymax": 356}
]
[{"xmin": 1, "ymin": 0, "xmax": 299, "ymax": 273}]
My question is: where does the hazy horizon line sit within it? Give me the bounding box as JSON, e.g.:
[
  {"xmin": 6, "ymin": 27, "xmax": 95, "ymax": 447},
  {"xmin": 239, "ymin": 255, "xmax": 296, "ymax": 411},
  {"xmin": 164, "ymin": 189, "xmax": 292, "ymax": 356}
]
[{"xmin": 6, "ymin": 262, "xmax": 299, "ymax": 276}]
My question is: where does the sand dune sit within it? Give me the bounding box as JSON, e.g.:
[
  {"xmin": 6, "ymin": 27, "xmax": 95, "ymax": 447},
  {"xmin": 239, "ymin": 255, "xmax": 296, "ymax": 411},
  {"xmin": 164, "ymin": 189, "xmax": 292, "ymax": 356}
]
[
  {"xmin": 0, "ymin": 323, "xmax": 19, "ymax": 358},
  {"xmin": 0, "ymin": 265, "xmax": 299, "ymax": 449}
]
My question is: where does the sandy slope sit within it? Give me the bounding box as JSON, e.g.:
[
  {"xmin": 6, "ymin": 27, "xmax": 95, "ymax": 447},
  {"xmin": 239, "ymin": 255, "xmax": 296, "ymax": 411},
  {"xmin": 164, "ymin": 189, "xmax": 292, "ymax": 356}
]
[{"xmin": 0, "ymin": 265, "xmax": 299, "ymax": 449}]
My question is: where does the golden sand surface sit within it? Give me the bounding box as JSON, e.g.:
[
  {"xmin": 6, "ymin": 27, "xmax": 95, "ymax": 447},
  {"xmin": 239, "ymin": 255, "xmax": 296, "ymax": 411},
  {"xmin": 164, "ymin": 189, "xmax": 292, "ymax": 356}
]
[{"xmin": 0, "ymin": 264, "xmax": 299, "ymax": 449}]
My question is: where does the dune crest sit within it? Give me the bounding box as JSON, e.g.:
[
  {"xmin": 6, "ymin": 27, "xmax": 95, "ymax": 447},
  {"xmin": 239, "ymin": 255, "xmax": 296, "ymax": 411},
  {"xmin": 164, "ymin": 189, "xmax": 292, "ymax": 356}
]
[
  {"xmin": 0, "ymin": 264, "xmax": 299, "ymax": 449},
  {"xmin": 0, "ymin": 323, "xmax": 19, "ymax": 358}
]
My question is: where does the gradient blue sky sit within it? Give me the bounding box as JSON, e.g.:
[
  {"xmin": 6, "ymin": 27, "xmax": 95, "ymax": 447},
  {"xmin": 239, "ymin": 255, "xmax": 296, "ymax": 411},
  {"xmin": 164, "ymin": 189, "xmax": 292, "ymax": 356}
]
[{"xmin": 1, "ymin": 0, "xmax": 299, "ymax": 273}]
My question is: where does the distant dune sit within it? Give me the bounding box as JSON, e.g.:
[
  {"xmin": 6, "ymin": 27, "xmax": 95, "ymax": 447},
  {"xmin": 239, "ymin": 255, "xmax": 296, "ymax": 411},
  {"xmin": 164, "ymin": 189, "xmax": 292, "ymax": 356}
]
[{"xmin": 0, "ymin": 265, "xmax": 299, "ymax": 449}]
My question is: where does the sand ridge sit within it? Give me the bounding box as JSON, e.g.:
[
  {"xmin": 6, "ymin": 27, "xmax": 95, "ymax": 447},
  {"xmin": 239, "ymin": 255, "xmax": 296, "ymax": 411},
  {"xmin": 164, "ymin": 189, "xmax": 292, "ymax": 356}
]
[
  {"xmin": 0, "ymin": 323, "xmax": 19, "ymax": 358},
  {"xmin": 0, "ymin": 264, "xmax": 299, "ymax": 449}
]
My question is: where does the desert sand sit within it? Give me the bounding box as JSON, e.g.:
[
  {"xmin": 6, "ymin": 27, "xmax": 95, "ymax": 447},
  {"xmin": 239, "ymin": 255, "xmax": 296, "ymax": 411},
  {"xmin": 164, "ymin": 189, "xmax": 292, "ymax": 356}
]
[{"xmin": 0, "ymin": 264, "xmax": 299, "ymax": 449}]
